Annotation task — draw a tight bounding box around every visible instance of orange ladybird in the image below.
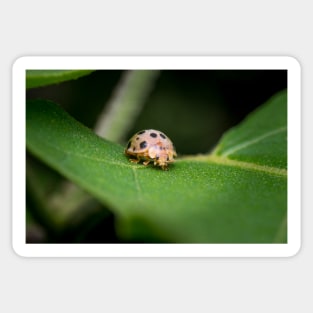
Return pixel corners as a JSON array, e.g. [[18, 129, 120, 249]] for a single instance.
[[125, 129, 177, 170]]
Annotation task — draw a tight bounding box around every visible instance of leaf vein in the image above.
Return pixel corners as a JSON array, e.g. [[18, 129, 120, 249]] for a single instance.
[[132, 168, 142, 200], [178, 155, 287, 177], [221, 126, 287, 156]]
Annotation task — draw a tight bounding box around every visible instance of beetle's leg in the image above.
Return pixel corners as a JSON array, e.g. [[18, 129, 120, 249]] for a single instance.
[[161, 164, 168, 171], [129, 158, 140, 164], [143, 160, 151, 166]]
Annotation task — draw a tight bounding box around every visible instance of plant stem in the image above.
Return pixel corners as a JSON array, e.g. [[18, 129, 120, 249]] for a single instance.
[[94, 70, 160, 142]]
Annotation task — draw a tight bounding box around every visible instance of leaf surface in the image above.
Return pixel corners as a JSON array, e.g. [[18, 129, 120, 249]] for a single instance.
[[26, 70, 94, 89], [26, 90, 287, 243]]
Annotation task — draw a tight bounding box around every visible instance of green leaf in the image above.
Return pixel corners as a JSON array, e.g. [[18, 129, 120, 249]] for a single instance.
[[213, 90, 287, 169], [26, 90, 287, 243], [26, 70, 94, 89]]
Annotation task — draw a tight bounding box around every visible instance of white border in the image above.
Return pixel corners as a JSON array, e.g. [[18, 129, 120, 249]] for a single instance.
[[12, 56, 301, 258]]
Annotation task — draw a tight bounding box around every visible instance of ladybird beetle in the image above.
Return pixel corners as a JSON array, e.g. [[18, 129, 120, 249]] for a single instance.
[[125, 129, 177, 170]]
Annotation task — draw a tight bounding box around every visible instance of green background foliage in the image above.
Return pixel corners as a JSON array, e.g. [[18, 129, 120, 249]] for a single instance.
[[26, 70, 95, 89], [26, 69, 287, 243]]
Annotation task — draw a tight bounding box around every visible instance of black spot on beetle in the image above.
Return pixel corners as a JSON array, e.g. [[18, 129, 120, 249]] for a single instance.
[[138, 130, 146, 135], [127, 141, 131, 149], [167, 156, 169, 161], [140, 141, 147, 149], [136, 137, 140, 140], [159, 133, 166, 139], [133, 147, 136, 151], [150, 132, 157, 138]]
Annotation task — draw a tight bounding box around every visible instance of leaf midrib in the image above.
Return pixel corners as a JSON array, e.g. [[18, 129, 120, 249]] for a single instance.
[[29, 134, 287, 179], [217, 126, 287, 157], [179, 155, 287, 178]]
